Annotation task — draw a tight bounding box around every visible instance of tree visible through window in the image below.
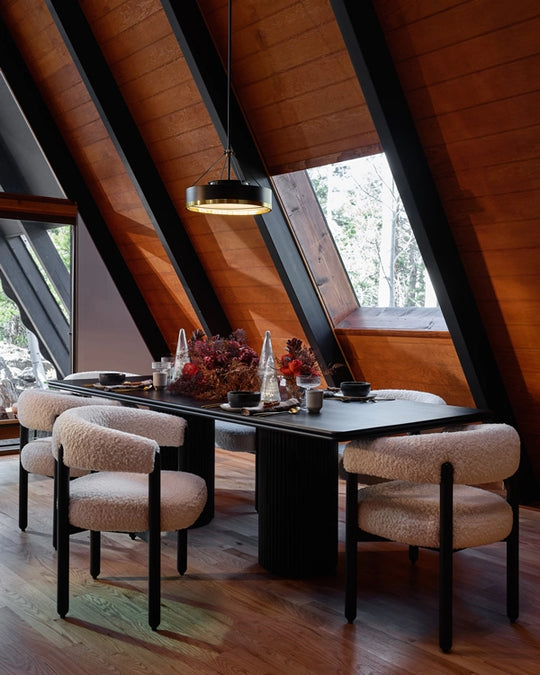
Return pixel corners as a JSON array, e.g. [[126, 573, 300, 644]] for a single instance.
[[307, 153, 437, 309]]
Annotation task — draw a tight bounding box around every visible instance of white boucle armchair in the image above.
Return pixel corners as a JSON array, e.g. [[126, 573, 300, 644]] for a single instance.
[[343, 422, 521, 653], [52, 405, 207, 630], [15, 387, 119, 538]]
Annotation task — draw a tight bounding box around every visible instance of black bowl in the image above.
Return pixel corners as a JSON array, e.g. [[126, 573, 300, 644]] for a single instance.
[[227, 390, 261, 408], [99, 372, 126, 386], [340, 381, 371, 397]]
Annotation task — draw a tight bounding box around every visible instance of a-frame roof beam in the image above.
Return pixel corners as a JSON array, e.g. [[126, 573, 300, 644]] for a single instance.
[[161, 0, 352, 382], [45, 0, 230, 339], [0, 18, 169, 360]]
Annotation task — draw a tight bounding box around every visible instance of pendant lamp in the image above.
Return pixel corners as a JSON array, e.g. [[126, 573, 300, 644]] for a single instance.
[[185, 0, 272, 216]]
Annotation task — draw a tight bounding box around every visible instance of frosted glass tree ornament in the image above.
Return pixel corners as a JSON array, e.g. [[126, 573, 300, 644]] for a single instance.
[[172, 328, 190, 381], [258, 330, 274, 380], [260, 355, 280, 403]]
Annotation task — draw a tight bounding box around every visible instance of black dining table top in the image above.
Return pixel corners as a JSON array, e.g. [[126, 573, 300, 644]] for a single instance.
[[49, 378, 490, 441]]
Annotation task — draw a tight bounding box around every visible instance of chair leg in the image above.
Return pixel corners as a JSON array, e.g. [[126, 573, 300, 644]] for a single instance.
[[177, 529, 187, 575], [345, 472, 359, 623], [18, 425, 29, 532], [148, 461, 161, 630], [56, 454, 70, 619], [408, 545, 419, 564], [90, 531, 101, 579], [506, 475, 519, 622], [18, 460, 28, 532], [439, 462, 454, 653]]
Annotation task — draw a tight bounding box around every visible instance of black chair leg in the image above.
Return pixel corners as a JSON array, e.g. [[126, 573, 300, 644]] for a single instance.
[[90, 531, 101, 579], [506, 476, 519, 622], [408, 545, 419, 564], [18, 460, 28, 532], [177, 529, 187, 575], [345, 472, 358, 623], [148, 526, 160, 630], [439, 462, 454, 653], [56, 455, 70, 619], [148, 462, 161, 630]]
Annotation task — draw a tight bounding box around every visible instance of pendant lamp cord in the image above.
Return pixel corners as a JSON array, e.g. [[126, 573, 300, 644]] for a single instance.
[[225, 0, 232, 181]]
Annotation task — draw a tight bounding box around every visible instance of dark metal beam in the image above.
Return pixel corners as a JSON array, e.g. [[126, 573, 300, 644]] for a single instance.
[[329, 0, 539, 499], [160, 0, 352, 383], [0, 237, 69, 374], [44, 0, 230, 338], [0, 17, 169, 360]]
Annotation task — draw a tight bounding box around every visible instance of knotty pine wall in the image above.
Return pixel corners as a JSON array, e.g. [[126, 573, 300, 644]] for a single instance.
[[375, 0, 540, 480]]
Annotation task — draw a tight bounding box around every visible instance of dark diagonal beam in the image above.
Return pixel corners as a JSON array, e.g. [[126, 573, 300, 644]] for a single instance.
[[0, 237, 69, 374], [45, 0, 230, 338], [160, 0, 351, 382], [0, 17, 169, 360], [329, 0, 538, 499]]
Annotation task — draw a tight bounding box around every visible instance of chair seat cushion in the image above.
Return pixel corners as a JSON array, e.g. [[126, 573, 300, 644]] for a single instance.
[[21, 438, 87, 478], [357, 480, 513, 549], [215, 421, 256, 453], [68, 470, 207, 532]]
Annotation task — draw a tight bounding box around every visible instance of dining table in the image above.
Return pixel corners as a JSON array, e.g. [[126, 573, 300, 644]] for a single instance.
[[48, 378, 490, 578]]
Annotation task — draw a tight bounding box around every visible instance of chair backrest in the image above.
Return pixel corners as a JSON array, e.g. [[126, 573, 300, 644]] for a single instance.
[[343, 423, 520, 485], [52, 405, 187, 473], [16, 388, 117, 432], [371, 389, 446, 405]]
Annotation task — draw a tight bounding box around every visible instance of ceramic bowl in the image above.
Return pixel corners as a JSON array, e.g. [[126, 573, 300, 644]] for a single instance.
[[99, 372, 126, 386], [340, 381, 371, 397], [227, 390, 261, 408]]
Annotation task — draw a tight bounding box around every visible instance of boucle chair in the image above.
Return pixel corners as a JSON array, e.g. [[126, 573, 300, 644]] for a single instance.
[[343, 423, 520, 652], [53, 405, 207, 630], [370, 388, 446, 405], [338, 389, 447, 483], [16, 388, 119, 536]]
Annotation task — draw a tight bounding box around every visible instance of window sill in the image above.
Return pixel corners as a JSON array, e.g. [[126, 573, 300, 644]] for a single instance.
[[335, 307, 448, 334]]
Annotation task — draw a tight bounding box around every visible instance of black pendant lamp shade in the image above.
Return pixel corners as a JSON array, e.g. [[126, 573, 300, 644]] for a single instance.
[[186, 179, 272, 216], [185, 0, 272, 216]]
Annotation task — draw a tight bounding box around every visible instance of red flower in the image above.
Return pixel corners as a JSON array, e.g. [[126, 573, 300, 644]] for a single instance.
[[182, 362, 199, 378]]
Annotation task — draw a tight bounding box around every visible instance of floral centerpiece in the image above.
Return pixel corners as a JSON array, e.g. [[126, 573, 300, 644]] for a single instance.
[[277, 337, 321, 398], [168, 329, 260, 401]]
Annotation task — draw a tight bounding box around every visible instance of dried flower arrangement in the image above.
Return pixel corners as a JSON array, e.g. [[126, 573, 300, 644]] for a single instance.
[[277, 337, 321, 397], [168, 329, 260, 401]]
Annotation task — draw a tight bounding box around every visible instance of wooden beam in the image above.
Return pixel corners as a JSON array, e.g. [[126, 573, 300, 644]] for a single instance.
[[0, 192, 77, 224]]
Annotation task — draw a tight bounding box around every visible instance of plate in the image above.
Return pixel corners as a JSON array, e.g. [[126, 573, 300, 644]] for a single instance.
[[332, 394, 376, 402], [220, 403, 243, 412], [220, 402, 263, 413]]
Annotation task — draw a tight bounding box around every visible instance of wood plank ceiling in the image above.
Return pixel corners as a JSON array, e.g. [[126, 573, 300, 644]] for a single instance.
[[1, 0, 539, 497]]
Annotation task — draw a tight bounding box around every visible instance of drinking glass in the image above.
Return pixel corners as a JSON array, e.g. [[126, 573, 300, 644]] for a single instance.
[[295, 374, 321, 409]]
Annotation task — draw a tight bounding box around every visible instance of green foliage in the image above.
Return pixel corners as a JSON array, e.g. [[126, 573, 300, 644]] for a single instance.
[[308, 154, 433, 308], [0, 291, 27, 346], [0, 225, 71, 347]]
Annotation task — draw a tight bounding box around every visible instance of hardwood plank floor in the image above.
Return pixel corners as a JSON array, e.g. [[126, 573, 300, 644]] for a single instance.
[[0, 449, 539, 674]]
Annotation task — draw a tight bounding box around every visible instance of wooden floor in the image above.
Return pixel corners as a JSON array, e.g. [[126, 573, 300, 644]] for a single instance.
[[0, 449, 539, 674]]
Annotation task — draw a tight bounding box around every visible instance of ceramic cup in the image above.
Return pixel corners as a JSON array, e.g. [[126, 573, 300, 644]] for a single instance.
[[306, 388, 323, 413]]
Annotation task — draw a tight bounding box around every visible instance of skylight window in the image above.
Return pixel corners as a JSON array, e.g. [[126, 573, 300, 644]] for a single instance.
[[307, 153, 437, 309]]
